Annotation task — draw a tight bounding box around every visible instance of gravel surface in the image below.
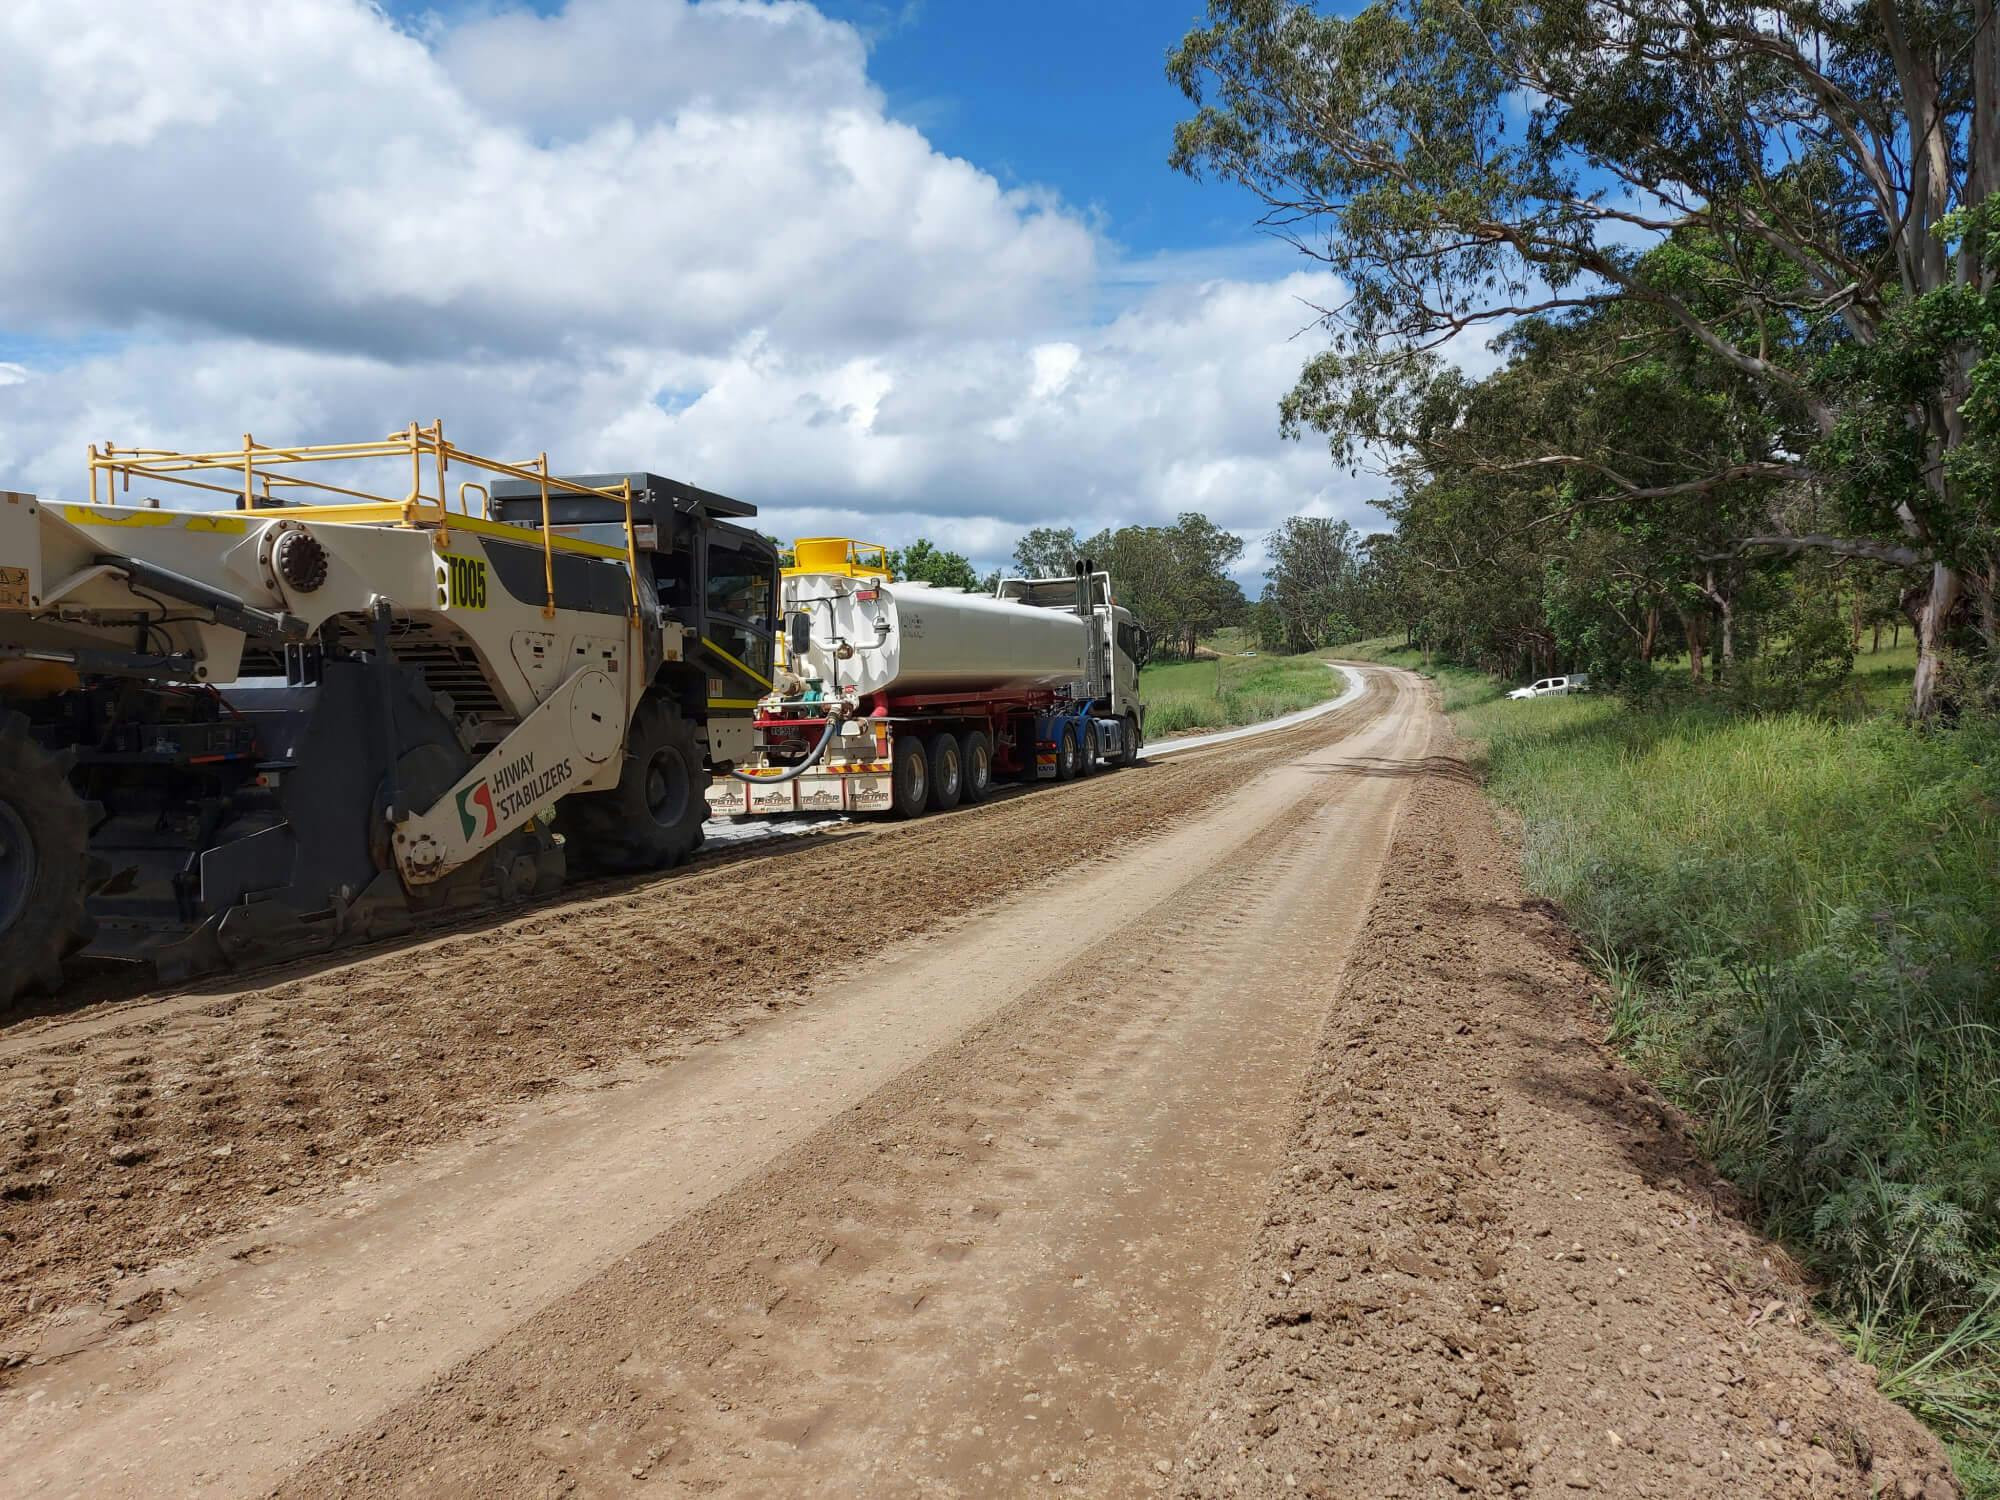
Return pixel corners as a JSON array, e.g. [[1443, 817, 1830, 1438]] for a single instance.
[[0, 669, 1952, 1499], [1172, 710, 1956, 1500], [0, 681, 1388, 1363]]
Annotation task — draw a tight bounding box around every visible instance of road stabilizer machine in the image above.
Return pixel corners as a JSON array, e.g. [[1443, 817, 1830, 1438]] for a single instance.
[[0, 423, 779, 1006]]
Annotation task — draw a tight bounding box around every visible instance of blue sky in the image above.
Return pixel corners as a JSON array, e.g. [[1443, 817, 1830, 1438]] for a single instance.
[[821, 2, 1254, 255], [393, 0, 1277, 268], [0, 0, 1378, 581]]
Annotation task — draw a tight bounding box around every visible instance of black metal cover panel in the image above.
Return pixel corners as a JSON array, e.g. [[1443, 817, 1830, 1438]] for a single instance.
[[487, 472, 757, 532]]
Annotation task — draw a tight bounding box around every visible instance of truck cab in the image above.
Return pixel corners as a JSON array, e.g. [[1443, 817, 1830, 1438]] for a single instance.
[[993, 568, 1147, 747]]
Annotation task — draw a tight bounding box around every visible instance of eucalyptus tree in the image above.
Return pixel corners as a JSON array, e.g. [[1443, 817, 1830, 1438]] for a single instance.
[[1171, 0, 1999, 716], [889, 538, 982, 591], [1010, 525, 1083, 578]]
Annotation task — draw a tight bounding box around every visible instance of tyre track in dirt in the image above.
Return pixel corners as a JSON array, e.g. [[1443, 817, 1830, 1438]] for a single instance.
[[255, 673, 1430, 1499], [1170, 688, 1957, 1500], [0, 677, 1388, 1366], [0, 673, 1427, 1497]]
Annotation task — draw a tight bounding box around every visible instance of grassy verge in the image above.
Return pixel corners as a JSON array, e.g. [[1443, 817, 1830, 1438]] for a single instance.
[[1140, 651, 1340, 736], [1340, 636, 2000, 1490]]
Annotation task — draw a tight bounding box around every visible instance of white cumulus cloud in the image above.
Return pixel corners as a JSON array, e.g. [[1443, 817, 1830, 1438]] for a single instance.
[[0, 0, 1389, 579]]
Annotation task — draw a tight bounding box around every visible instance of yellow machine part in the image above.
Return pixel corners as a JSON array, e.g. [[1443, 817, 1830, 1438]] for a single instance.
[[777, 539, 893, 672], [784, 538, 890, 581]]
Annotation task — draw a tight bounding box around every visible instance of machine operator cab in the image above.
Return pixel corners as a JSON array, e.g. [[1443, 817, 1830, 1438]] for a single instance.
[[487, 472, 779, 714]]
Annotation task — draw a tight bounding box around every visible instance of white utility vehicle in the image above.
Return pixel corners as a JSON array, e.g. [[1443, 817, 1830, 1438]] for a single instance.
[[1507, 674, 1589, 700]]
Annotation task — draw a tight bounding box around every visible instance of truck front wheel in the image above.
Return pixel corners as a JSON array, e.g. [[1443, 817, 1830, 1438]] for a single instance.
[[890, 736, 929, 819], [558, 695, 705, 872]]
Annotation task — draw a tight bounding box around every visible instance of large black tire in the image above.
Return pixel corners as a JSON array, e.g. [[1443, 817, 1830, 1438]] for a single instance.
[[1054, 723, 1079, 782], [961, 730, 993, 804], [889, 736, 929, 819], [926, 731, 963, 812], [1075, 719, 1098, 778], [558, 695, 706, 872], [1118, 713, 1141, 768], [0, 712, 93, 1006]]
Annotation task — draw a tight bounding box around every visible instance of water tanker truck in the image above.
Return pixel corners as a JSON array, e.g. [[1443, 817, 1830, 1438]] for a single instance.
[[0, 424, 779, 1006], [708, 540, 1148, 819]]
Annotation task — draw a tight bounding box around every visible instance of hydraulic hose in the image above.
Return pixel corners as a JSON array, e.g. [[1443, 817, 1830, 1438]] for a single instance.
[[725, 711, 842, 785]]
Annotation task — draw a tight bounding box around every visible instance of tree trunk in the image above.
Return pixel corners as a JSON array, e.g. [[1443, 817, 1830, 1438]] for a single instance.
[[1702, 567, 1735, 682], [1871, 622, 1882, 654], [1640, 605, 1659, 664], [1909, 561, 1963, 720], [1681, 611, 1706, 684]]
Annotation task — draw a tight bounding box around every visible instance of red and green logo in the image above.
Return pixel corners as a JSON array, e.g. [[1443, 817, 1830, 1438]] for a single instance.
[[456, 781, 497, 841]]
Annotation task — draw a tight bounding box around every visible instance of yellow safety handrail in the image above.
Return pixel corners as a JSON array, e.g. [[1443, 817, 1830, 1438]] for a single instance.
[[86, 420, 642, 622], [786, 537, 891, 580]]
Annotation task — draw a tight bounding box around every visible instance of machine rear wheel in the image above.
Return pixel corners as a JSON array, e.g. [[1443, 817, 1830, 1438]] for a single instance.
[[0, 712, 93, 1007], [1075, 720, 1098, 777], [890, 737, 929, 818], [961, 731, 993, 804], [926, 732, 963, 812], [1054, 723, 1079, 782], [558, 695, 705, 872]]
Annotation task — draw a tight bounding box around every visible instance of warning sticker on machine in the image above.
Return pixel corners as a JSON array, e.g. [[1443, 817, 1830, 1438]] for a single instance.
[[0, 566, 28, 609]]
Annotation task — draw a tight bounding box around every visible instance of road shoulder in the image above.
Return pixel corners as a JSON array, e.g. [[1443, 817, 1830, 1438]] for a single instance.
[[1173, 675, 1956, 1499]]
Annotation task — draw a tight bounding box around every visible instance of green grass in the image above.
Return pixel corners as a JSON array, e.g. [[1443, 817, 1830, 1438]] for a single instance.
[[1140, 650, 1340, 735], [1358, 635, 2000, 1487]]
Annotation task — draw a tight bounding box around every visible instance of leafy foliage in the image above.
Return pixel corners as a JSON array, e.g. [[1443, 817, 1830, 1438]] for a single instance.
[[1080, 513, 1248, 659], [1171, 0, 2000, 717], [1010, 526, 1083, 579], [888, 537, 982, 591]]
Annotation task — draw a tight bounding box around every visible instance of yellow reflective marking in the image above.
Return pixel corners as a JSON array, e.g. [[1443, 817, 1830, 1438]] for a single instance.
[[706, 697, 760, 709], [57, 504, 250, 535], [447, 513, 629, 560]]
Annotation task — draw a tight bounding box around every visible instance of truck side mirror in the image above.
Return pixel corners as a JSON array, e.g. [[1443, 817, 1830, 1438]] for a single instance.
[[785, 612, 812, 660]]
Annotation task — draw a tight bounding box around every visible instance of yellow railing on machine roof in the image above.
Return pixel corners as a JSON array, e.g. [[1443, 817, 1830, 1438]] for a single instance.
[[86, 421, 639, 621], [785, 537, 890, 580]]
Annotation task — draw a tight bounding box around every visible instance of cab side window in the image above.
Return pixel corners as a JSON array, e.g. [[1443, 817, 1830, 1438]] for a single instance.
[[706, 538, 776, 679]]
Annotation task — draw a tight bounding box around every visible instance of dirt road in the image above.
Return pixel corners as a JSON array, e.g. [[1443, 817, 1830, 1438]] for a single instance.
[[0, 668, 1954, 1497]]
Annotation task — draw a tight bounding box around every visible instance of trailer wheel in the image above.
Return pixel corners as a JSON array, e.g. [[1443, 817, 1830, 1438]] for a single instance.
[[926, 732, 963, 812], [1118, 714, 1141, 768], [961, 731, 993, 804], [1054, 723, 1079, 782], [889, 736, 929, 819], [0, 712, 93, 1007], [558, 695, 705, 871]]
